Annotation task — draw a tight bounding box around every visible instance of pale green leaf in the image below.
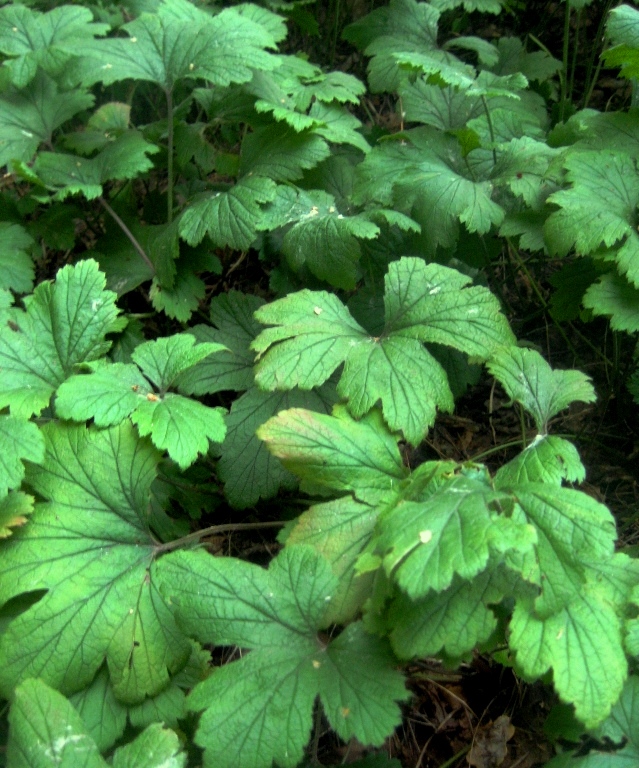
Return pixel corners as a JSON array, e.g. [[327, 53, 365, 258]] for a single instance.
[[0, 414, 45, 497], [0, 491, 34, 539], [0, 259, 123, 417], [431, 0, 504, 12], [219, 386, 336, 508], [253, 288, 368, 389], [512, 485, 617, 616], [0, 222, 34, 293], [287, 496, 378, 624], [55, 363, 152, 426], [258, 406, 406, 505], [495, 435, 585, 486], [604, 5, 639, 79], [132, 394, 226, 470], [371, 471, 529, 599], [179, 176, 278, 248], [583, 271, 639, 333], [545, 151, 639, 288], [111, 723, 186, 768], [7, 678, 107, 768], [253, 258, 513, 444], [0, 71, 94, 167], [355, 129, 505, 253], [487, 346, 596, 433], [0, 422, 191, 703], [510, 590, 627, 728]]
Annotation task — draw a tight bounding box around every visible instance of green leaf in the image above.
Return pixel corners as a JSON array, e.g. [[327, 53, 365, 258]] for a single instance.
[[149, 257, 207, 323], [279, 189, 379, 289], [65, 102, 133, 156], [240, 125, 331, 181], [510, 590, 626, 728], [0, 222, 34, 293], [0, 422, 191, 703], [369, 470, 533, 599], [355, 129, 505, 253], [7, 678, 107, 768], [388, 567, 513, 659], [253, 257, 514, 444], [258, 406, 407, 504], [0, 71, 94, 167], [583, 271, 639, 333], [57, 336, 228, 464], [495, 435, 585, 486], [310, 102, 370, 154], [156, 545, 407, 768], [511, 485, 617, 616], [487, 346, 596, 433], [7, 678, 187, 768], [431, 0, 504, 12], [0, 259, 123, 418], [179, 176, 278, 248], [603, 5, 639, 80], [55, 362, 152, 426], [545, 151, 639, 288], [132, 394, 226, 470], [0, 4, 110, 88], [178, 291, 264, 396], [132, 333, 226, 391], [33, 132, 159, 201], [545, 675, 639, 767], [220, 386, 336, 508], [0, 491, 34, 539], [79, 2, 278, 90], [70, 668, 127, 752], [111, 723, 186, 768], [492, 36, 561, 82], [287, 496, 379, 624], [0, 415, 44, 497]]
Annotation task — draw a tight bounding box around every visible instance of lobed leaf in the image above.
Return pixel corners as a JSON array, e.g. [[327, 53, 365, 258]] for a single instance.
[[487, 346, 595, 433], [0, 259, 123, 417], [0, 422, 191, 703]]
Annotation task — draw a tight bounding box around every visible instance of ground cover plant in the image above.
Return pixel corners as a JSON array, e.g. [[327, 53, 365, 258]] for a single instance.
[[1, 0, 639, 765]]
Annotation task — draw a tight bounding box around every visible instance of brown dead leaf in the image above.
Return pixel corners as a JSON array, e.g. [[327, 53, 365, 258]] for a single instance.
[[467, 715, 515, 768]]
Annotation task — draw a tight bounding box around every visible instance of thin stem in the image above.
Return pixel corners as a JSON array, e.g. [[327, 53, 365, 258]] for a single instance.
[[505, 238, 581, 363], [568, 9, 581, 105], [481, 95, 497, 167], [582, 0, 614, 108], [99, 196, 155, 275], [560, 1, 571, 122], [166, 87, 174, 224], [154, 520, 286, 555]]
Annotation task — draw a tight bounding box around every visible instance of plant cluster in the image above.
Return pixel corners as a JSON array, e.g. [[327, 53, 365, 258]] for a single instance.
[[1, 0, 639, 765]]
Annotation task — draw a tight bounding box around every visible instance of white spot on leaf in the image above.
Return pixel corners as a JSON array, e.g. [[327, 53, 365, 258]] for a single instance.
[[313, 306, 323, 315], [419, 530, 433, 544], [428, 286, 441, 295], [312, 660, 321, 668]]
